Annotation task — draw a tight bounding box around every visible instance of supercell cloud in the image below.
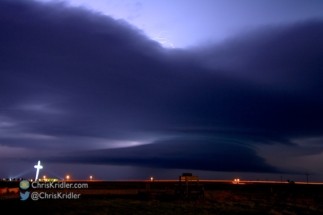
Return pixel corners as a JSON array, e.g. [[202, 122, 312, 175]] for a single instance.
[[1, 0, 323, 177]]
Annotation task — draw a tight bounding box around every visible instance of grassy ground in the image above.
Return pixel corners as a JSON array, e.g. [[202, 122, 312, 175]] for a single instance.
[[1, 182, 322, 214]]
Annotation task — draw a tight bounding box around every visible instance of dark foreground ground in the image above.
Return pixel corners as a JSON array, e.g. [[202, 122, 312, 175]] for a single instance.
[[1, 181, 322, 214]]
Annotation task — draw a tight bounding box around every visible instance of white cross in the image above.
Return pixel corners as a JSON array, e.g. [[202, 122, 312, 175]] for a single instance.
[[34, 160, 43, 181]]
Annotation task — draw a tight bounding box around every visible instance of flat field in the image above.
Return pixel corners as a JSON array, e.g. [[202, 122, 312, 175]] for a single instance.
[[0, 181, 322, 214]]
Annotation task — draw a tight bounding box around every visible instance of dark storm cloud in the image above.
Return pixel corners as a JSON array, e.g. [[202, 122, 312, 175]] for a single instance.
[[1, 0, 323, 173], [49, 138, 278, 173]]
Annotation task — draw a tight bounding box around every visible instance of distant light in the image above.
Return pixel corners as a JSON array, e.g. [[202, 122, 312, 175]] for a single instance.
[[66, 175, 70, 180], [43, 175, 46, 179], [90, 175, 93, 180], [150, 177, 153, 182]]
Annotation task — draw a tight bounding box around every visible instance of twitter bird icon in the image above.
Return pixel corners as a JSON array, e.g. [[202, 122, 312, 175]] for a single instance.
[[20, 191, 30, 201]]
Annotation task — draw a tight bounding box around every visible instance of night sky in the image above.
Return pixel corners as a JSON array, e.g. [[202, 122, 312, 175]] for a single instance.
[[1, 0, 323, 181]]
